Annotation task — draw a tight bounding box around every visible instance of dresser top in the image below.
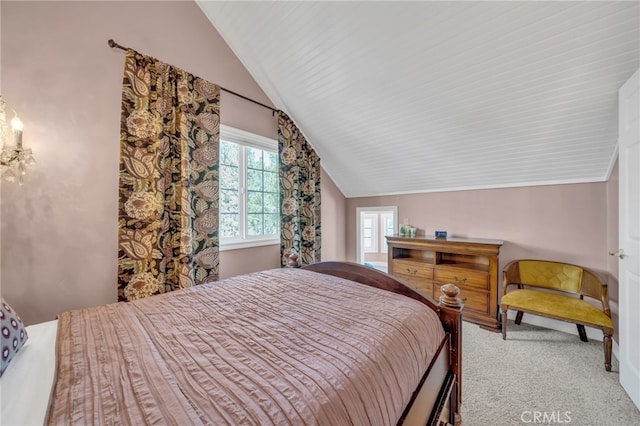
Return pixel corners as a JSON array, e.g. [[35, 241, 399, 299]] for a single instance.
[[387, 235, 504, 246]]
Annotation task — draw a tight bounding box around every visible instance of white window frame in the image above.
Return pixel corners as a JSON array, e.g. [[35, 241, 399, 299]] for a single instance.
[[219, 125, 280, 251], [380, 213, 394, 253], [362, 214, 378, 253]]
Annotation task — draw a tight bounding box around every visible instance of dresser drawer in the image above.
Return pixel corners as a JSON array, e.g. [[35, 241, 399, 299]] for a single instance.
[[458, 288, 490, 315], [393, 260, 434, 279], [412, 280, 435, 298], [435, 267, 489, 290], [393, 272, 435, 297]]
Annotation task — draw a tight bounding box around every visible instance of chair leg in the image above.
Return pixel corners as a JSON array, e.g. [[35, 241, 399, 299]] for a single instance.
[[603, 334, 612, 372], [515, 311, 524, 325], [501, 310, 508, 340], [577, 324, 588, 342]]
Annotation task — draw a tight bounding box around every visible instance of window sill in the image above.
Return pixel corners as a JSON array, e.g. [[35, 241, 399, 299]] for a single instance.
[[219, 238, 280, 252]]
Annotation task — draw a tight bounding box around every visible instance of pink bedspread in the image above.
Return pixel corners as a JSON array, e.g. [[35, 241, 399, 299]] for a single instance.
[[46, 268, 445, 425]]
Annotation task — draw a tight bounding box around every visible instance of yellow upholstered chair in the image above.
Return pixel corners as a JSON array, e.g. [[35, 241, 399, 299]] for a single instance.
[[501, 260, 614, 371]]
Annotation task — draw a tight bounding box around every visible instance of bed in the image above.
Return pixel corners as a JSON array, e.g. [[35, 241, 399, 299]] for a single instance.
[[1, 262, 462, 425]]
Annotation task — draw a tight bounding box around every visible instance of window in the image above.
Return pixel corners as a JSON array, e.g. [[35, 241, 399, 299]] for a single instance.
[[380, 213, 394, 253], [219, 125, 279, 250], [362, 214, 378, 253]]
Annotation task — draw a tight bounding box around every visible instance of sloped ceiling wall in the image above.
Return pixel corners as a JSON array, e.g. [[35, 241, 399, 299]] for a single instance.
[[199, 1, 639, 197]]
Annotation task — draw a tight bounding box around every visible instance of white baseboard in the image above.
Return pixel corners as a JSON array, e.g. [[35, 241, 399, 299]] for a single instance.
[[506, 311, 605, 342]]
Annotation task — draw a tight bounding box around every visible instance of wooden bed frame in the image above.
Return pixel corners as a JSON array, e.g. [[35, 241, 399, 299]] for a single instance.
[[303, 261, 463, 426]]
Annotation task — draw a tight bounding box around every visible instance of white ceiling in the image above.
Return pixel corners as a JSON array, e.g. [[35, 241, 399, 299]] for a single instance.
[[198, 1, 639, 198]]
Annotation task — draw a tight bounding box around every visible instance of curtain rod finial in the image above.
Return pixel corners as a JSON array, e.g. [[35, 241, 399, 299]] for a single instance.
[[108, 39, 129, 52]]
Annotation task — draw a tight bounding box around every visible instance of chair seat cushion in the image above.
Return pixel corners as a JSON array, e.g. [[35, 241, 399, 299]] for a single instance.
[[501, 289, 613, 329]]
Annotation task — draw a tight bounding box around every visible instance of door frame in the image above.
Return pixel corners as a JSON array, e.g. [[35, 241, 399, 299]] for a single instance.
[[355, 206, 398, 265]]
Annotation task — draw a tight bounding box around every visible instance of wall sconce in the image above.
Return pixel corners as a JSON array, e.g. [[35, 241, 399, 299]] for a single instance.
[[0, 96, 35, 185]]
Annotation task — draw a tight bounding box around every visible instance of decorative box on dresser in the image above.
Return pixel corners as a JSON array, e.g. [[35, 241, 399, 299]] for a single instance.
[[386, 235, 504, 330]]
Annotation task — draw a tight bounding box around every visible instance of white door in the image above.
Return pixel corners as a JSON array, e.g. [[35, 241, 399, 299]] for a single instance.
[[617, 69, 640, 410]]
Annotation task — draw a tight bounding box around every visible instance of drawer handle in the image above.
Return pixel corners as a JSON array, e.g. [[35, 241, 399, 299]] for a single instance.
[[452, 276, 467, 283]]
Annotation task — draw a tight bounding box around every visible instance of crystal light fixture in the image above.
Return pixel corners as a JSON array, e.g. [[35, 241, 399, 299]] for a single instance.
[[0, 96, 35, 185]]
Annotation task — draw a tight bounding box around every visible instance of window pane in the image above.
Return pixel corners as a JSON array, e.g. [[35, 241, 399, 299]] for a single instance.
[[220, 214, 239, 238], [248, 214, 263, 236], [220, 165, 239, 189], [247, 191, 263, 214], [264, 151, 277, 172], [264, 192, 278, 213], [264, 171, 278, 192], [264, 214, 278, 235], [247, 147, 263, 170], [247, 169, 263, 191], [220, 141, 239, 166], [220, 189, 239, 214]]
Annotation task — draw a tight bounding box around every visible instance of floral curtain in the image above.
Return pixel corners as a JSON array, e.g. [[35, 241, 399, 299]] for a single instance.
[[118, 50, 220, 302], [277, 111, 321, 266]]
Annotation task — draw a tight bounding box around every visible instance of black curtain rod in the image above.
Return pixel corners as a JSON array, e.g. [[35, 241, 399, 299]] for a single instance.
[[108, 39, 277, 114]]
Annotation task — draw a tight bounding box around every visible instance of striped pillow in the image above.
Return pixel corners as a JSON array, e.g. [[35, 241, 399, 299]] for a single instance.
[[0, 298, 28, 377]]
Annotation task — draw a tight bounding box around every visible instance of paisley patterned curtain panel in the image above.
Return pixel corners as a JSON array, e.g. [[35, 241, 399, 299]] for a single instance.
[[117, 50, 220, 302], [277, 111, 321, 266]]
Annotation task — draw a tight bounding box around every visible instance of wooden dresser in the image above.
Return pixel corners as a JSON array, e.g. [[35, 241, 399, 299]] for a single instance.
[[386, 235, 503, 330]]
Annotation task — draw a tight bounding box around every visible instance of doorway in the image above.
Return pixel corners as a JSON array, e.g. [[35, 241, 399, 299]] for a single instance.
[[356, 206, 398, 273]]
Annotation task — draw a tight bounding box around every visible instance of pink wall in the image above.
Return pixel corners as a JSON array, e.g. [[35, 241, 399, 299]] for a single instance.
[[348, 183, 610, 269], [321, 168, 347, 261], [346, 182, 613, 298], [0, 0, 343, 325]]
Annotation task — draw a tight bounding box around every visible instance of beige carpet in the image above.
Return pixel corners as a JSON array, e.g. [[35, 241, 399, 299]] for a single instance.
[[461, 320, 640, 426]]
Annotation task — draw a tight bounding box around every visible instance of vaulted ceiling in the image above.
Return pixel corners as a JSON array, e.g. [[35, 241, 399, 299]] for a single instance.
[[198, 1, 639, 197]]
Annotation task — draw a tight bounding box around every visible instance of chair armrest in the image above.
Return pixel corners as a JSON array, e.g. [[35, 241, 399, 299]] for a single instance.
[[580, 268, 611, 317], [502, 260, 521, 296]]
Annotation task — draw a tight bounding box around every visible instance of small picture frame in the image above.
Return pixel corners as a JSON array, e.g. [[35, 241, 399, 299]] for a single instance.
[[435, 231, 447, 239], [400, 225, 417, 237]]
